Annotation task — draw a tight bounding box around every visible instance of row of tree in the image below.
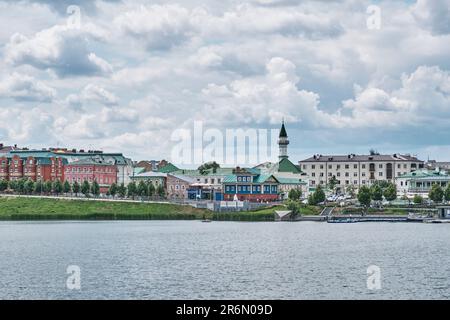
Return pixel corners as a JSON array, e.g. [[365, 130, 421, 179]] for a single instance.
[[0, 178, 166, 199]]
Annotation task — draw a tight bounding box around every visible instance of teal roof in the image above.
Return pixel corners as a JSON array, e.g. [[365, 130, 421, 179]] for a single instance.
[[172, 167, 235, 176], [275, 177, 307, 185], [158, 163, 179, 173], [223, 174, 279, 184], [278, 158, 301, 173], [133, 167, 146, 175], [399, 169, 449, 180]]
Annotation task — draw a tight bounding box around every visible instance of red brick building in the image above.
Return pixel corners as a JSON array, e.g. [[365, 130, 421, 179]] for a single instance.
[[0, 153, 66, 182], [65, 159, 117, 192]]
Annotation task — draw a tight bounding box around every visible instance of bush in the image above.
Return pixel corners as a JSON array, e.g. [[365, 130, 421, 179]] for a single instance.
[[413, 195, 423, 204]]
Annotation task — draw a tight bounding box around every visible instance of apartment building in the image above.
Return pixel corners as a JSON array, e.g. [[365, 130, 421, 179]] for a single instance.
[[299, 153, 424, 192]]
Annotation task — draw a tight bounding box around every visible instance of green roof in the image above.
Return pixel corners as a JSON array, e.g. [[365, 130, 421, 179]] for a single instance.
[[133, 167, 146, 175], [158, 163, 179, 173], [222, 174, 279, 184], [278, 158, 301, 173], [275, 176, 307, 185], [399, 169, 449, 179]]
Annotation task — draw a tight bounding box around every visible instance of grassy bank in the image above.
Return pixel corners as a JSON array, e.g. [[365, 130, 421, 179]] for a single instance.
[[0, 197, 211, 220], [0, 197, 289, 221]]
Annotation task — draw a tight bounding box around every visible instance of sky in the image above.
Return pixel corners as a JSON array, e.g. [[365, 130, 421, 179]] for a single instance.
[[0, 0, 449, 165]]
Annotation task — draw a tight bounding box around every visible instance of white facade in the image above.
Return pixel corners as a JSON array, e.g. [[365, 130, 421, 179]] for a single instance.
[[299, 154, 423, 192]]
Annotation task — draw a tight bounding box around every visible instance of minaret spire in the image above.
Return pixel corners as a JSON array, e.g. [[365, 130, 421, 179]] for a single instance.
[[278, 120, 289, 160]]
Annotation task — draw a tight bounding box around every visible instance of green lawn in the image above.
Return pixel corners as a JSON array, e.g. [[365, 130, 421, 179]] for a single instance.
[[0, 197, 210, 220]]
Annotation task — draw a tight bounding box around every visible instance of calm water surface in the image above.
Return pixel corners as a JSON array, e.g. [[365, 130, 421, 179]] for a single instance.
[[0, 221, 449, 299]]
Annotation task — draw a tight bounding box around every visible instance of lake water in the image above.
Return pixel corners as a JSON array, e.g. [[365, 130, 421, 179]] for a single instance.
[[0, 220, 449, 300]]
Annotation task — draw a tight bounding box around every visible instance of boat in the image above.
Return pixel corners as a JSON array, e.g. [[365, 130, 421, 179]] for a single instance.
[[327, 218, 358, 223], [202, 219, 212, 223]]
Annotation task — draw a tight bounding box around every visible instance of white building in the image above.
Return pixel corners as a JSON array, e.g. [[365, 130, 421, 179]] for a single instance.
[[299, 153, 424, 193], [396, 169, 450, 197]]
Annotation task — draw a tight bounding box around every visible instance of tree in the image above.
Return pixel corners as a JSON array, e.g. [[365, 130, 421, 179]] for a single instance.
[[91, 180, 100, 197], [8, 180, 18, 193], [444, 184, 450, 202], [53, 180, 63, 195], [72, 181, 80, 196], [286, 200, 301, 220], [81, 180, 90, 197], [0, 179, 8, 192], [34, 180, 43, 194], [370, 184, 383, 202], [148, 182, 155, 198], [314, 185, 326, 203], [346, 185, 356, 198], [308, 185, 325, 205], [288, 189, 302, 201], [413, 194, 423, 204], [24, 179, 35, 194], [429, 183, 444, 203], [137, 180, 148, 197], [44, 180, 53, 194], [358, 186, 372, 214], [109, 183, 118, 198], [127, 181, 137, 199], [328, 176, 338, 192], [118, 183, 127, 198], [383, 183, 397, 202], [198, 161, 220, 175], [157, 184, 165, 198], [17, 178, 26, 194], [63, 180, 71, 194]]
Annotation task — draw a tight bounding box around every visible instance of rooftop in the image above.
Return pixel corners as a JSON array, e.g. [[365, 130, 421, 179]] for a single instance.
[[300, 154, 423, 163]]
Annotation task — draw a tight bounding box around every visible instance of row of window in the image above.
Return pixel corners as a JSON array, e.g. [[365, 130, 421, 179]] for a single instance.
[[310, 180, 385, 186], [225, 185, 277, 192], [304, 163, 414, 170], [66, 167, 115, 173], [195, 178, 222, 184], [311, 171, 409, 178]]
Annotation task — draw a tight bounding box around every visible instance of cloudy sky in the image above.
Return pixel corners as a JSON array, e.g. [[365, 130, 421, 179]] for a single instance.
[[0, 0, 449, 165]]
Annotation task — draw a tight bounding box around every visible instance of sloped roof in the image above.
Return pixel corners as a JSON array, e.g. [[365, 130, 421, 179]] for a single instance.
[[301, 154, 423, 163], [278, 158, 302, 173], [158, 162, 179, 173]]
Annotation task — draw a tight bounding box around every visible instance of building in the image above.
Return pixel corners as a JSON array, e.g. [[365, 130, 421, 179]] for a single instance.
[[65, 158, 117, 193], [0, 143, 19, 154], [130, 171, 166, 188], [166, 174, 194, 199], [222, 167, 279, 202], [299, 153, 424, 193], [253, 122, 308, 199], [135, 159, 169, 172], [0, 151, 67, 182], [426, 160, 450, 172], [395, 169, 450, 197]]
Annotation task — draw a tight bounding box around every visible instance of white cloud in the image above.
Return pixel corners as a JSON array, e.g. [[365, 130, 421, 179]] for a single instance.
[[5, 24, 112, 77], [0, 73, 56, 102], [412, 0, 450, 35]]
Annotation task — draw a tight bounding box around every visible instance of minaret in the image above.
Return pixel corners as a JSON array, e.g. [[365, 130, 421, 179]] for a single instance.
[[278, 120, 289, 160]]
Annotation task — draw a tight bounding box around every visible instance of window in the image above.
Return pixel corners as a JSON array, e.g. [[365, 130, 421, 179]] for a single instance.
[[303, 165, 307, 170], [336, 165, 341, 169], [320, 172, 324, 177], [337, 172, 341, 177], [354, 164, 357, 169], [345, 164, 349, 169], [379, 172, 383, 176], [362, 164, 366, 169], [312, 165, 316, 169], [379, 164, 383, 169], [328, 165, 332, 169], [312, 172, 316, 177], [345, 172, 349, 177], [320, 165, 324, 169], [362, 172, 366, 177], [354, 172, 358, 177]]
